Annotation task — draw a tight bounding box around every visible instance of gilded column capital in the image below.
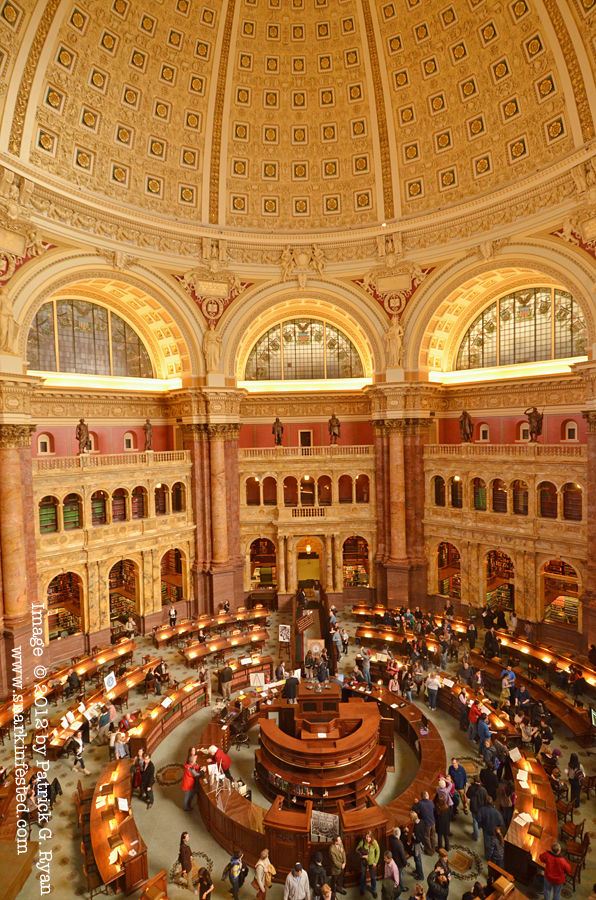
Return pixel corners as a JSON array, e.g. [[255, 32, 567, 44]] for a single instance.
[[206, 423, 241, 440], [0, 424, 36, 448], [582, 410, 596, 434], [180, 423, 209, 441]]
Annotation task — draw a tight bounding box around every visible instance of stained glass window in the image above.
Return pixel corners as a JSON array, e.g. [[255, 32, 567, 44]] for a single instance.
[[456, 287, 587, 370], [27, 300, 154, 378], [245, 318, 363, 381]]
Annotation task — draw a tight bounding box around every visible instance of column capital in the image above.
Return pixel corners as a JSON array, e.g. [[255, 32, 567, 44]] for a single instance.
[[371, 417, 434, 436], [582, 410, 596, 434], [206, 423, 242, 440], [181, 423, 209, 441], [0, 423, 36, 448]]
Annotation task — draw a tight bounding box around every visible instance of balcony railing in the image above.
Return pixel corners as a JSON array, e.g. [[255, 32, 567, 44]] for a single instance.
[[239, 445, 373, 459], [33, 450, 190, 473], [424, 444, 586, 459], [291, 507, 327, 517]]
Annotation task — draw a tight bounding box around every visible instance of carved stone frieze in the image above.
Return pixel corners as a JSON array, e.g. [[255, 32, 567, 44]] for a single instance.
[[355, 262, 433, 316], [240, 392, 371, 420]]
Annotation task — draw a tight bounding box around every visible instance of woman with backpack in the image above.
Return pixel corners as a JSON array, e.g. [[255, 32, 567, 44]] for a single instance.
[[565, 752, 585, 809]]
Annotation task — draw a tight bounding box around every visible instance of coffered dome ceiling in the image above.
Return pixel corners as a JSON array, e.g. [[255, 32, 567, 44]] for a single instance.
[[1, 0, 595, 235]]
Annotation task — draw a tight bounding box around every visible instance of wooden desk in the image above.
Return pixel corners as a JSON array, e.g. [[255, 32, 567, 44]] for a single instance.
[[216, 655, 273, 694], [0, 638, 137, 728], [181, 628, 269, 668], [469, 649, 593, 746], [127, 679, 207, 757], [90, 760, 148, 894], [46, 657, 159, 759], [437, 675, 519, 741], [153, 610, 269, 650], [504, 750, 558, 884]]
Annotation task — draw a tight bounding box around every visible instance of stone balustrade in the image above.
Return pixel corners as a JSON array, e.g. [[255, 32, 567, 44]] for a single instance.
[[425, 443, 586, 459], [32, 449, 190, 473], [239, 444, 373, 459]]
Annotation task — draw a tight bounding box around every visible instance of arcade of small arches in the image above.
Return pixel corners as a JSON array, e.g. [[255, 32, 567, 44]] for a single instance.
[[243, 473, 371, 507], [246, 534, 372, 592], [38, 482, 187, 532], [430, 475, 583, 521]]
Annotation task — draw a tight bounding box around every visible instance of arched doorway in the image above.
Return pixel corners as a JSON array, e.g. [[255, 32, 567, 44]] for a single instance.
[[109, 559, 139, 625], [296, 536, 322, 586], [250, 538, 277, 588], [485, 550, 514, 612], [343, 536, 369, 587], [161, 549, 186, 605], [437, 542, 461, 599], [47, 572, 83, 640], [542, 560, 579, 628]]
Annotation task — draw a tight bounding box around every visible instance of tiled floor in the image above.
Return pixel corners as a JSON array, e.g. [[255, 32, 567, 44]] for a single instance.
[[9, 609, 596, 899]]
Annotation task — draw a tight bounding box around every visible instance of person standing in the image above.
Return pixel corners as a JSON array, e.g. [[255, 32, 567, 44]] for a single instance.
[[388, 827, 407, 893], [426, 672, 441, 711], [434, 796, 451, 852], [487, 827, 504, 865], [199, 663, 212, 702], [357, 831, 380, 898], [178, 831, 198, 893], [341, 629, 349, 655], [308, 852, 328, 900], [467, 776, 488, 842], [361, 648, 372, 684], [182, 753, 200, 811], [221, 662, 234, 701], [255, 849, 275, 900], [205, 744, 233, 781], [565, 753, 585, 809], [467, 700, 481, 743], [427, 865, 449, 900], [448, 757, 468, 813], [229, 850, 248, 900], [198, 867, 213, 900], [332, 628, 343, 663], [96, 705, 110, 744], [72, 733, 90, 775], [141, 753, 155, 808], [408, 811, 425, 880], [414, 792, 436, 856], [539, 843, 571, 900], [476, 797, 504, 859], [329, 835, 347, 895], [169, 605, 177, 627], [467, 621, 477, 650], [381, 851, 400, 900], [284, 863, 311, 900]]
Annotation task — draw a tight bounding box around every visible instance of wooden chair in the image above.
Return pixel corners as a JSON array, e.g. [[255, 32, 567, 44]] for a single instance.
[[144, 678, 156, 698], [556, 798, 575, 822], [77, 779, 94, 805], [142, 655, 152, 666], [141, 869, 168, 900], [564, 859, 582, 890], [0, 724, 8, 746], [49, 683, 64, 706], [561, 817, 585, 843], [565, 832, 590, 871], [82, 858, 108, 899], [551, 779, 569, 802], [582, 773, 596, 800], [112, 691, 128, 712], [90, 646, 100, 655]]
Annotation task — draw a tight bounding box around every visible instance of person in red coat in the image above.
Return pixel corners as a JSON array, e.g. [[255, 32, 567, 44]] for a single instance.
[[206, 744, 233, 781], [182, 753, 201, 811], [539, 842, 570, 900]]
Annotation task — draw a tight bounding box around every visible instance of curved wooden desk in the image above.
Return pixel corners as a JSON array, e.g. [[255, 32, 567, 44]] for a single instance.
[[198, 683, 446, 879]]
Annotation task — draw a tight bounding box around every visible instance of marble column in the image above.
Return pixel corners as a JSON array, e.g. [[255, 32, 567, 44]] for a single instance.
[[277, 536, 286, 594], [243, 547, 251, 592], [581, 410, 596, 649], [288, 538, 297, 594], [208, 425, 229, 565], [387, 422, 407, 564], [333, 533, 343, 592], [182, 424, 210, 614], [325, 533, 333, 592], [403, 420, 433, 603], [0, 431, 30, 620]]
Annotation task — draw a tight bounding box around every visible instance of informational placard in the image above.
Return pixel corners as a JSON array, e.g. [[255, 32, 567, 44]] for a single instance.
[[310, 810, 339, 841], [279, 624, 291, 643], [297, 612, 314, 633], [104, 671, 117, 692]]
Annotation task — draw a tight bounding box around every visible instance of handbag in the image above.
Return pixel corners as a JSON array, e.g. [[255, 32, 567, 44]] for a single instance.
[[251, 878, 260, 891]]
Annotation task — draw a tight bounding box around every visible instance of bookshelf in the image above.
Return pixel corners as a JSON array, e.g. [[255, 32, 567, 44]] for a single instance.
[[437, 543, 460, 598], [543, 561, 579, 626], [39, 498, 57, 533], [109, 560, 137, 620], [161, 549, 184, 605]]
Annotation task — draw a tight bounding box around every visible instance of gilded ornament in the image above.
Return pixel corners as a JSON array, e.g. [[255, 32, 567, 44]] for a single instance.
[[184, 150, 196, 165], [187, 113, 199, 128], [180, 188, 193, 202], [511, 140, 526, 158], [494, 61, 508, 79], [294, 59, 305, 71], [132, 51, 144, 67], [155, 103, 168, 117], [318, 24, 329, 36], [401, 108, 414, 123], [71, 11, 84, 28], [233, 197, 245, 210], [151, 141, 164, 156], [409, 181, 421, 196], [114, 0, 126, 13], [268, 25, 279, 38], [91, 71, 105, 88], [124, 89, 137, 104], [321, 91, 332, 104], [191, 77, 203, 92], [395, 71, 407, 86], [112, 167, 126, 182], [47, 90, 61, 108], [233, 160, 245, 174], [264, 199, 276, 213], [295, 200, 307, 213], [264, 164, 276, 177], [240, 54, 251, 68], [405, 145, 418, 159], [539, 78, 554, 96], [2, 3, 17, 24], [83, 111, 96, 127], [442, 8, 455, 24], [101, 33, 115, 50], [59, 49, 72, 66], [425, 59, 437, 74], [293, 26, 304, 39], [243, 22, 253, 35], [441, 171, 455, 186], [390, 37, 401, 51], [483, 24, 495, 41], [147, 179, 160, 194], [347, 52, 357, 65], [177, 0, 188, 10], [264, 128, 276, 141], [39, 133, 53, 150], [325, 162, 336, 175], [343, 17, 354, 30], [470, 118, 483, 134], [294, 93, 305, 106], [294, 128, 306, 141], [323, 126, 335, 139], [504, 100, 518, 118], [265, 92, 276, 105], [196, 42, 208, 57], [169, 31, 181, 45], [416, 25, 428, 40], [476, 157, 489, 173], [437, 133, 450, 148], [295, 165, 306, 177], [117, 127, 130, 143], [267, 58, 277, 71], [235, 124, 247, 138], [462, 79, 476, 95], [326, 197, 338, 210], [548, 120, 563, 139], [432, 95, 444, 110], [350, 85, 361, 99], [527, 37, 542, 56], [141, 16, 153, 31], [355, 157, 367, 170], [513, 0, 527, 16], [453, 43, 466, 59], [76, 151, 90, 168], [161, 67, 174, 82], [357, 193, 369, 207], [203, 9, 214, 23]]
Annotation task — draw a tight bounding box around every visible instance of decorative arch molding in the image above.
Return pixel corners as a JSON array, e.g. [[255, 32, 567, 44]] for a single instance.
[[407, 242, 596, 373], [41, 566, 86, 599], [223, 281, 386, 381], [10, 253, 205, 378]]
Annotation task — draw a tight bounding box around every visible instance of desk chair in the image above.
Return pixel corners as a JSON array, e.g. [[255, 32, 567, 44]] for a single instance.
[[112, 691, 128, 712], [77, 779, 94, 805], [565, 832, 590, 871], [563, 859, 582, 890], [82, 856, 109, 899], [556, 798, 575, 822], [231, 719, 250, 751], [582, 773, 596, 800], [562, 817, 585, 843], [144, 678, 157, 698], [50, 683, 64, 706], [142, 655, 152, 666]]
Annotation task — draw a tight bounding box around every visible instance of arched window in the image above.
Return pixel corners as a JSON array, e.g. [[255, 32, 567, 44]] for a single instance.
[[246, 477, 260, 506], [27, 299, 154, 378], [317, 475, 332, 506], [512, 480, 528, 516], [63, 493, 82, 529], [492, 479, 507, 513], [338, 474, 353, 503], [262, 476, 277, 505], [124, 431, 137, 451], [91, 490, 108, 525], [517, 421, 530, 442], [562, 483, 582, 521], [343, 536, 369, 586], [437, 542, 461, 598], [131, 486, 147, 519], [543, 559, 579, 627], [472, 478, 487, 511], [457, 288, 587, 370], [172, 482, 185, 512], [111, 488, 127, 522], [449, 476, 463, 508], [300, 475, 315, 506], [433, 475, 446, 507], [155, 484, 169, 515], [355, 474, 370, 503], [244, 318, 364, 381], [37, 433, 54, 454], [39, 496, 58, 533], [478, 424, 490, 442], [538, 481, 557, 518], [283, 476, 298, 507], [562, 420, 578, 441]]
